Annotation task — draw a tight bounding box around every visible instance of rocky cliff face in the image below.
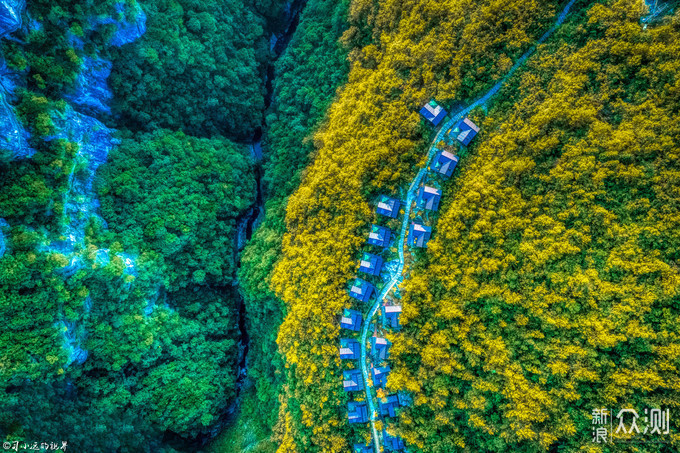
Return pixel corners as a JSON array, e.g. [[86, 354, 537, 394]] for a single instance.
[[0, 0, 23, 37], [0, 0, 148, 367], [51, 2, 147, 367], [0, 0, 34, 161]]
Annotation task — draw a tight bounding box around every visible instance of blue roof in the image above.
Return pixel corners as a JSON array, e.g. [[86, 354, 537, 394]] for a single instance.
[[350, 278, 375, 303], [368, 224, 391, 248], [372, 365, 390, 388], [370, 336, 391, 361], [353, 445, 373, 453], [348, 402, 369, 424], [359, 252, 383, 276], [343, 369, 364, 392], [379, 394, 400, 418], [417, 186, 442, 211], [339, 338, 361, 360], [383, 430, 405, 451], [376, 196, 400, 218], [382, 305, 401, 330], [408, 222, 432, 248], [340, 309, 362, 332], [419, 100, 447, 126], [432, 150, 458, 178], [450, 117, 480, 146]]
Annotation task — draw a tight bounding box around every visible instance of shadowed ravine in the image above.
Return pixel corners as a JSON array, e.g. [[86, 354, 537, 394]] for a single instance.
[[215, 0, 309, 445]]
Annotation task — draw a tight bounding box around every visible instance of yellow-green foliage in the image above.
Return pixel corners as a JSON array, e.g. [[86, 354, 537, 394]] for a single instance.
[[388, 2, 680, 451], [269, 0, 563, 451]]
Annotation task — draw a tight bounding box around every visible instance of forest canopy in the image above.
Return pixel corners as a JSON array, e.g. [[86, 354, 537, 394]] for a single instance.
[[1, 0, 264, 450], [109, 0, 282, 140], [3, 0, 680, 452], [97, 130, 255, 291]]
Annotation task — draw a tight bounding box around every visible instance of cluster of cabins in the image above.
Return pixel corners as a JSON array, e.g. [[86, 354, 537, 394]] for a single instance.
[[339, 100, 480, 452], [340, 192, 407, 452]]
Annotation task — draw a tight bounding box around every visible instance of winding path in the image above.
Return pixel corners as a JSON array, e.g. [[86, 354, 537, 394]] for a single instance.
[[357, 1, 578, 451]]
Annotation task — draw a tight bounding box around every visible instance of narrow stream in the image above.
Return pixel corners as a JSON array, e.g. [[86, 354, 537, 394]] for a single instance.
[[203, 0, 309, 446]]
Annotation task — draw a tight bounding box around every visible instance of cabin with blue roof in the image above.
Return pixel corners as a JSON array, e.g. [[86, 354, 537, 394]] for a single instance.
[[340, 308, 362, 332], [419, 100, 447, 126], [408, 222, 432, 248], [353, 445, 372, 453], [376, 195, 400, 218], [383, 430, 405, 451], [343, 369, 363, 392], [350, 278, 375, 303], [371, 336, 391, 361], [368, 224, 391, 248], [339, 338, 361, 360], [432, 150, 458, 178], [451, 117, 480, 146], [348, 402, 369, 424], [359, 252, 383, 276], [382, 305, 402, 330], [372, 365, 390, 388], [379, 394, 400, 418], [417, 186, 442, 211]]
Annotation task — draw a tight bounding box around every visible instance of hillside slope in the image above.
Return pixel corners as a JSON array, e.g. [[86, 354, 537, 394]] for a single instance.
[[268, 0, 567, 451], [390, 1, 680, 451]]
